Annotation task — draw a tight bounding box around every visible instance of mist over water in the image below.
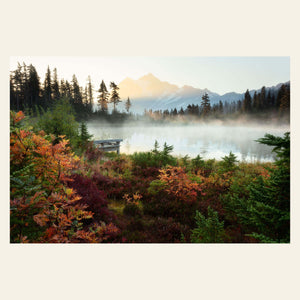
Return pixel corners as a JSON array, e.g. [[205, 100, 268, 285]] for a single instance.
[[87, 121, 290, 162]]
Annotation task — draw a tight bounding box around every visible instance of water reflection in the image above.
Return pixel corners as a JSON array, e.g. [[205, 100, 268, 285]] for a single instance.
[[87, 123, 289, 162]]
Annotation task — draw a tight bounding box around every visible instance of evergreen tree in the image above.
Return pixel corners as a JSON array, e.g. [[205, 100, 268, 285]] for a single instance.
[[276, 84, 286, 109], [97, 80, 109, 113], [186, 104, 193, 115], [87, 75, 94, 113], [12, 63, 23, 111], [83, 86, 88, 106], [218, 100, 223, 114], [266, 90, 273, 109], [219, 151, 239, 172], [247, 132, 290, 242], [260, 86, 266, 110], [65, 80, 72, 100], [191, 207, 225, 243], [43, 66, 52, 104], [60, 79, 66, 98], [52, 68, 60, 100], [242, 89, 252, 113], [125, 97, 132, 113], [226, 132, 290, 243], [22, 63, 30, 111], [277, 84, 290, 114], [77, 122, 93, 148], [109, 81, 121, 112], [71, 74, 82, 105], [28, 64, 41, 107], [201, 93, 211, 117], [252, 91, 259, 112], [10, 73, 16, 110], [237, 100, 242, 113]]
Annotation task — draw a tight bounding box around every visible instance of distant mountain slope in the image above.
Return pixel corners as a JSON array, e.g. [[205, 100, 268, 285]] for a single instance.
[[117, 73, 289, 113], [119, 73, 178, 99]]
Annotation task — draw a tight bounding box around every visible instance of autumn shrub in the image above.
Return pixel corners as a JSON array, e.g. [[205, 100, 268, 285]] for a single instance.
[[91, 171, 133, 200], [101, 155, 131, 175], [144, 166, 204, 225], [67, 174, 115, 223], [10, 111, 119, 243], [122, 216, 190, 243], [144, 217, 190, 243], [131, 166, 161, 178], [84, 141, 104, 161], [195, 172, 231, 217], [159, 167, 204, 203], [122, 193, 143, 217]]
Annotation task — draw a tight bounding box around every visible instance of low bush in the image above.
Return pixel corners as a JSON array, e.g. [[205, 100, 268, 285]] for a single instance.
[[67, 174, 115, 223]]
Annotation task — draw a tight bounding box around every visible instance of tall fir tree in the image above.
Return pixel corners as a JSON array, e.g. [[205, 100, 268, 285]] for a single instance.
[[201, 93, 211, 117], [52, 68, 60, 100], [28, 64, 41, 110], [71, 74, 82, 105], [125, 97, 132, 113], [266, 90, 273, 109], [260, 86, 266, 110], [252, 91, 259, 112], [97, 80, 109, 113], [242, 89, 252, 113], [277, 84, 290, 114], [218, 100, 224, 114], [43, 66, 52, 104], [109, 81, 121, 112], [87, 75, 94, 113]]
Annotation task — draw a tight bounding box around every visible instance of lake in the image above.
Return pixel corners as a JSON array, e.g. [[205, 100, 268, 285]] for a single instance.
[[87, 122, 290, 162]]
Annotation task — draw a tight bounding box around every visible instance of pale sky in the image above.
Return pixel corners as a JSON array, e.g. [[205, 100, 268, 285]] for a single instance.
[[10, 56, 290, 95]]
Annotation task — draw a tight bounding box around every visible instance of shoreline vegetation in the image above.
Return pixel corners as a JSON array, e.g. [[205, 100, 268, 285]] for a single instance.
[[9, 63, 290, 243], [10, 107, 290, 243]]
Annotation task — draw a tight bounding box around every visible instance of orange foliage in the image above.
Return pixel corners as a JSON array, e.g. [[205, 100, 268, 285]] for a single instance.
[[158, 166, 204, 203], [10, 111, 119, 243]]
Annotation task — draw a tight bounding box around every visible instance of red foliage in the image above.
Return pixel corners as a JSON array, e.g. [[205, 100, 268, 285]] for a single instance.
[[84, 142, 104, 161], [68, 174, 116, 223], [123, 217, 190, 243], [10, 111, 119, 243]]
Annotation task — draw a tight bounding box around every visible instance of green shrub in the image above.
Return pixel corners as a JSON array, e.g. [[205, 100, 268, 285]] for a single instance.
[[36, 98, 79, 147], [218, 151, 239, 173], [191, 207, 225, 243], [131, 141, 177, 169]]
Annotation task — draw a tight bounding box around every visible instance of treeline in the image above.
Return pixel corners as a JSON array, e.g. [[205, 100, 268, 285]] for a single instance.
[[144, 85, 290, 121], [10, 63, 132, 120], [10, 62, 290, 122]]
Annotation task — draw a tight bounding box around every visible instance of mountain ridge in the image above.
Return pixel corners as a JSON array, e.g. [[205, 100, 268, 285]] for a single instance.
[[117, 74, 290, 113]]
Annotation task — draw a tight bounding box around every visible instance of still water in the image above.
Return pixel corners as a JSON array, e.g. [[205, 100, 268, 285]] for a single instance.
[[87, 122, 289, 162]]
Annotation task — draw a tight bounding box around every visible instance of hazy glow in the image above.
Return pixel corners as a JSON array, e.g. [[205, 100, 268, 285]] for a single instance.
[[10, 56, 289, 94], [87, 121, 290, 162]]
